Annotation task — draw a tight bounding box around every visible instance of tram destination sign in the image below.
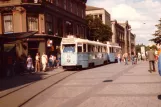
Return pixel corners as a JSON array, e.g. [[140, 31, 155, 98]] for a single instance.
[[62, 38, 75, 44]]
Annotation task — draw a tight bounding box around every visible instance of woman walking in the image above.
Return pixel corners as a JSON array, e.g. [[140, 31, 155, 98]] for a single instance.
[[26, 55, 33, 73]]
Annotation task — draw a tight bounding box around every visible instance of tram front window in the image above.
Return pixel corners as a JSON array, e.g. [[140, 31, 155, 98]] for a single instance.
[[63, 44, 75, 53]]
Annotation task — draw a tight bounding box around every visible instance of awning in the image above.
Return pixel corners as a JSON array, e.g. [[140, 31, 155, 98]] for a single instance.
[[33, 34, 62, 39], [0, 31, 37, 43]]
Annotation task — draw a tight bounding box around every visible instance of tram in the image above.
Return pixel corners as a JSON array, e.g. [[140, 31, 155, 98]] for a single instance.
[[61, 36, 108, 69], [106, 42, 121, 63]]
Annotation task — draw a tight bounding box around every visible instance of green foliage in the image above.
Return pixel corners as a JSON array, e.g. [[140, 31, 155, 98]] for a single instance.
[[135, 44, 156, 54], [86, 15, 112, 42], [150, 45, 157, 50], [151, 19, 161, 43], [135, 44, 141, 53]]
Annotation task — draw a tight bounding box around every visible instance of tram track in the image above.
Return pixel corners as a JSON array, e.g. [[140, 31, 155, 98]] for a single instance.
[[0, 70, 65, 98], [0, 70, 81, 107], [0, 63, 124, 107]]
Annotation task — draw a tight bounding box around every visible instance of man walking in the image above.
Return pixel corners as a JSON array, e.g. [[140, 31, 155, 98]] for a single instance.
[[35, 53, 40, 72], [147, 48, 156, 72], [41, 52, 48, 72]]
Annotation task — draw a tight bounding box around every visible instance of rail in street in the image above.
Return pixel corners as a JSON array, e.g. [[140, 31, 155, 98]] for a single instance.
[[1, 61, 161, 107]]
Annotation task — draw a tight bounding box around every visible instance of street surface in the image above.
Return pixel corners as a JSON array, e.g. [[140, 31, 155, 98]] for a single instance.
[[1, 61, 161, 107]]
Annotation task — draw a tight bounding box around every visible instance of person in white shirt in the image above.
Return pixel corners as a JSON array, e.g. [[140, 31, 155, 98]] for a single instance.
[[26, 55, 33, 73], [41, 52, 48, 72]]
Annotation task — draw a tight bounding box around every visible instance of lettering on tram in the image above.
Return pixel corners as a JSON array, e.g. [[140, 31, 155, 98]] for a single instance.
[[60, 36, 121, 70]]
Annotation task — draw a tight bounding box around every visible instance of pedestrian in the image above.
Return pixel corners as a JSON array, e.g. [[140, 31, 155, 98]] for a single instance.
[[147, 48, 156, 72], [123, 52, 128, 65], [117, 53, 121, 64], [49, 55, 54, 69], [53, 55, 57, 68], [57, 53, 61, 68], [35, 53, 40, 72], [41, 52, 48, 72], [131, 52, 135, 65], [26, 55, 33, 73]]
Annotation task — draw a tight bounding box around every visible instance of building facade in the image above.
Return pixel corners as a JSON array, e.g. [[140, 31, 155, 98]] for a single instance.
[[86, 6, 111, 27], [111, 20, 136, 54], [0, 0, 87, 77]]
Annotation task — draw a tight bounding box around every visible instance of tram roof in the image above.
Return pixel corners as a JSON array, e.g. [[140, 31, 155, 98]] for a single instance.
[[62, 37, 106, 46]]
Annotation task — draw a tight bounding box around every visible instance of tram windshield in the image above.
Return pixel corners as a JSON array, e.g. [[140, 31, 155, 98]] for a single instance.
[[62, 44, 75, 53]]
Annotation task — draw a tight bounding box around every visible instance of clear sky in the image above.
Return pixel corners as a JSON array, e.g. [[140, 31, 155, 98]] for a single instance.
[[87, 0, 161, 45]]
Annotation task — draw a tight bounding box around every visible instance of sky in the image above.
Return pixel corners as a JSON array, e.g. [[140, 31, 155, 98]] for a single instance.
[[87, 0, 161, 45]]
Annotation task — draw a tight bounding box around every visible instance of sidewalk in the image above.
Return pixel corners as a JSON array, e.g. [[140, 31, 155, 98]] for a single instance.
[[0, 67, 64, 97]]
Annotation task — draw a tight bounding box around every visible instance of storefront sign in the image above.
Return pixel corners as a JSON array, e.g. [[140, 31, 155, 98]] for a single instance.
[[47, 39, 53, 47]]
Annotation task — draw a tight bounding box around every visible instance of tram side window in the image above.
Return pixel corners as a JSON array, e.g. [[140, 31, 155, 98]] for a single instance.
[[112, 47, 114, 53], [92, 46, 95, 52], [104, 47, 107, 52], [110, 47, 113, 53], [78, 46, 82, 52], [98, 46, 101, 52], [101, 47, 103, 52], [83, 44, 86, 52], [88, 44, 91, 52], [95, 46, 98, 52]]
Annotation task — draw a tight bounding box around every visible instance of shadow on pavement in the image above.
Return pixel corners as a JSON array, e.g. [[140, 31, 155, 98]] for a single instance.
[[103, 80, 113, 82], [0, 72, 48, 91], [158, 95, 161, 100]]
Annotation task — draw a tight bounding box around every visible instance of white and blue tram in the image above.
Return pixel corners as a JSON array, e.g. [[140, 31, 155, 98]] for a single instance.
[[61, 36, 108, 69], [106, 42, 121, 63]]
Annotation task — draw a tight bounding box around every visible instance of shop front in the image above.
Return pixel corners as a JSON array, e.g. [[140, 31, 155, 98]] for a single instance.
[[0, 31, 37, 78]]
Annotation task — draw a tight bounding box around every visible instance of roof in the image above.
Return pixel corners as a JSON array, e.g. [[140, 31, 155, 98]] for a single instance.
[[86, 5, 103, 11], [118, 23, 126, 27], [62, 37, 106, 46]]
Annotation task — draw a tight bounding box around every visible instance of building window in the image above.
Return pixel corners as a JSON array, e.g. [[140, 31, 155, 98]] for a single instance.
[[81, 9, 84, 18], [99, 14, 102, 20], [70, 1, 73, 12], [46, 0, 53, 3], [27, 16, 38, 31], [64, 0, 66, 10], [65, 21, 73, 35], [76, 4, 79, 15], [46, 14, 53, 34], [55, 0, 59, 6], [94, 15, 98, 19], [3, 15, 13, 33]]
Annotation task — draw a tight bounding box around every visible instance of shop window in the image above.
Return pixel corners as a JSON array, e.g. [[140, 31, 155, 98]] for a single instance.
[[27, 16, 38, 31], [3, 15, 13, 33]]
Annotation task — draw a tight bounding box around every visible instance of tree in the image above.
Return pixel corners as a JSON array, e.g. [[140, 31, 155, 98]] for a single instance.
[[150, 18, 161, 43], [86, 15, 112, 42]]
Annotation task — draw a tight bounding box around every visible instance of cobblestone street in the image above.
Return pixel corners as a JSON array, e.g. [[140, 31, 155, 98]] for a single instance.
[[1, 61, 161, 107]]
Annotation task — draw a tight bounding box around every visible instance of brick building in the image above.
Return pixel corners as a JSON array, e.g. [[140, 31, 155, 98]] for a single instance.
[[0, 0, 87, 77], [111, 20, 136, 54]]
